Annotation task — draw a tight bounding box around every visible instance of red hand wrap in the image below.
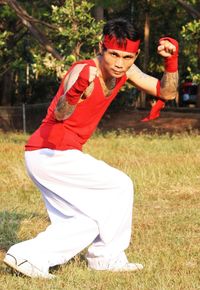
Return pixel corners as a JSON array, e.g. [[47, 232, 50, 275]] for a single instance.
[[66, 65, 90, 105], [159, 37, 179, 72]]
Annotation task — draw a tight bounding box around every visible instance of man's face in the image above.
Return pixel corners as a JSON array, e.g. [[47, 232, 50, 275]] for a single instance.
[[100, 48, 138, 78]]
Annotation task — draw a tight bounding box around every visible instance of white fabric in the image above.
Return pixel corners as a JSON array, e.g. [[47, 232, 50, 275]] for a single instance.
[[7, 149, 134, 272]]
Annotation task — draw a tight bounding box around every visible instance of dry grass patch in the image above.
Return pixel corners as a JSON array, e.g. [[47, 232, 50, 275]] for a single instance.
[[0, 131, 200, 290]]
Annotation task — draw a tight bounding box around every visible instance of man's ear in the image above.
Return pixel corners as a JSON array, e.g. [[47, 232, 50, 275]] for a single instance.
[[99, 41, 104, 55], [135, 49, 140, 61]]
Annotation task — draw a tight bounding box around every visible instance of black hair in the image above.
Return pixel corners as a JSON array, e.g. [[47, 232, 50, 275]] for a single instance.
[[103, 18, 140, 46]]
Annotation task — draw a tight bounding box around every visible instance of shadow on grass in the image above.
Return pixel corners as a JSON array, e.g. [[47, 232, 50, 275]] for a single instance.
[[0, 210, 44, 252], [0, 211, 88, 276], [49, 253, 88, 275]]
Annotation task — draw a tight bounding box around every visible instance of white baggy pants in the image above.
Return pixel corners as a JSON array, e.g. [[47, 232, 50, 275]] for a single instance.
[[8, 149, 134, 272]]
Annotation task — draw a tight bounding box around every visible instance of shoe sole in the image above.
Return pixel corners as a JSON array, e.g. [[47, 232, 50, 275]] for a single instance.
[[110, 264, 144, 272], [89, 263, 144, 272], [4, 255, 54, 279], [4, 256, 32, 278]]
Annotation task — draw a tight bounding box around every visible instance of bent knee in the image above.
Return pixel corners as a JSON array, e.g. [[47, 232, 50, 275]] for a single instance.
[[120, 171, 133, 187], [116, 171, 134, 196]]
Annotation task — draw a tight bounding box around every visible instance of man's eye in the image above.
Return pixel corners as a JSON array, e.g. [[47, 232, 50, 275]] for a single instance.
[[124, 56, 133, 59]]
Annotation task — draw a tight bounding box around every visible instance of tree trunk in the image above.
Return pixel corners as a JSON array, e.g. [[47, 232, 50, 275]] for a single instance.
[[0, 70, 13, 105], [5, 0, 63, 60], [176, 0, 200, 19], [92, 6, 104, 21], [140, 1, 150, 108], [196, 41, 200, 108], [177, 0, 200, 108], [143, 9, 150, 73], [196, 84, 200, 108]]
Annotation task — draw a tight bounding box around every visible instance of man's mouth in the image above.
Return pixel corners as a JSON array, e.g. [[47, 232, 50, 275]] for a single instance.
[[112, 70, 123, 75]]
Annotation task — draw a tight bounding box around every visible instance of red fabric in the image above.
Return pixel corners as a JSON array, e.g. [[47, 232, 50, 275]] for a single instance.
[[103, 35, 140, 53], [25, 59, 127, 151], [141, 99, 165, 122], [156, 80, 161, 97], [66, 65, 90, 105], [159, 37, 179, 72]]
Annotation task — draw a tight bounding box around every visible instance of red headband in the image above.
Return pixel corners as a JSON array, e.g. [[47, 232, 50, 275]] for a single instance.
[[103, 35, 140, 53]]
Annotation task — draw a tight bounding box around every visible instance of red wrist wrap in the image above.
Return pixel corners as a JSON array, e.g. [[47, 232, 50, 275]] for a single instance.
[[159, 37, 179, 72], [156, 80, 161, 97], [66, 65, 90, 105]]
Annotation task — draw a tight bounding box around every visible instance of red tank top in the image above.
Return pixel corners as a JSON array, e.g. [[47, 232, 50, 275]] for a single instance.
[[25, 59, 127, 151]]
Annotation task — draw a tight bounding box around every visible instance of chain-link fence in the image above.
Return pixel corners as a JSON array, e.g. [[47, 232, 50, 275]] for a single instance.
[[1, 99, 200, 133], [0, 103, 49, 133], [0, 91, 140, 133]]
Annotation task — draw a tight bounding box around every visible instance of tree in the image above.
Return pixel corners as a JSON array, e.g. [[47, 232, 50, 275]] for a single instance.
[[0, 0, 199, 108], [0, 0, 104, 105], [178, 0, 200, 83], [48, 0, 104, 72], [178, 0, 200, 106], [5, 0, 62, 60]]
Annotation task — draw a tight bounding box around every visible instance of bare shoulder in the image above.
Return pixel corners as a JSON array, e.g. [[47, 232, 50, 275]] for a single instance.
[[63, 62, 97, 92], [63, 63, 87, 93]]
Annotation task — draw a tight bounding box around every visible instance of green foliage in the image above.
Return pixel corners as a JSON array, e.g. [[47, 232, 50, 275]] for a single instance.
[[181, 19, 200, 83], [0, 0, 104, 104], [0, 5, 16, 65], [29, 0, 105, 78], [0, 31, 12, 58], [51, 1, 102, 50], [0, 0, 199, 105], [181, 19, 200, 42], [33, 0, 104, 78], [93, 0, 128, 12]]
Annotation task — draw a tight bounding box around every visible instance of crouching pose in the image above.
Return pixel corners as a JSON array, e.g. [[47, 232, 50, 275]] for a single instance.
[[4, 18, 178, 278]]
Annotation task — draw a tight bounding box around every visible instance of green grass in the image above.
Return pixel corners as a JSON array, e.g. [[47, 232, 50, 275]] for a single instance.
[[0, 131, 200, 290]]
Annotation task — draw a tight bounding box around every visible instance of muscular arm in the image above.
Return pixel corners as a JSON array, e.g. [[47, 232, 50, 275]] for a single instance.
[[127, 37, 179, 101], [54, 94, 76, 121], [54, 64, 86, 121], [126, 64, 158, 96], [160, 71, 179, 100], [54, 64, 97, 121], [126, 64, 179, 100]]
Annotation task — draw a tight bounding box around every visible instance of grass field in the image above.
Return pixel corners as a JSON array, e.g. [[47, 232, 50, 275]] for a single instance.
[[0, 131, 200, 290]]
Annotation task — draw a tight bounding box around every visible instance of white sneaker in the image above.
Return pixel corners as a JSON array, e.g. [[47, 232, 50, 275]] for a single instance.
[[87, 256, 144, 272], [107, 262, 144, 272], [4, 253, 54, 279], [87, 252, 144, 272]]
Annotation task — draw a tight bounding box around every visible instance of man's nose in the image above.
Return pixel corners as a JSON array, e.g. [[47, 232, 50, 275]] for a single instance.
[[115, 58, 123, 68]]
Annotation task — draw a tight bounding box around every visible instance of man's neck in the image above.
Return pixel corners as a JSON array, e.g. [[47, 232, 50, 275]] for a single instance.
[[94, 56, 113, 82]]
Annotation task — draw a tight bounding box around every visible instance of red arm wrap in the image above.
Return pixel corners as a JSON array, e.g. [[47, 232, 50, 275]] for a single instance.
[[65, 65, 90, 105], [156, 80, 161, 97], [159, 37, 179, 72], [156, 80, 166, 105]]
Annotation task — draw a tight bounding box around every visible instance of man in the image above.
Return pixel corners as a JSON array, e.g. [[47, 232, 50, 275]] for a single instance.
[[4, 18, 179, 278]]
